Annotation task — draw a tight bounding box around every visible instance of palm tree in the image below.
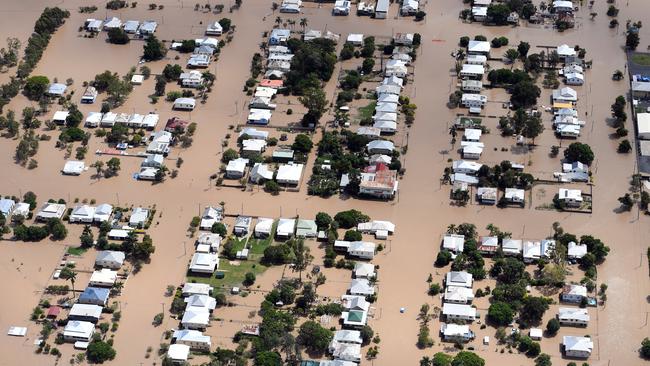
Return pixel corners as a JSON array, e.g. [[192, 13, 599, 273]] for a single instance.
[[288, 19, 296, 30], [446, 224, 457, 234], [111, 281, 124, 296], [60, 267, 77, 298], [299, 17, 308, 31], [275, 16, 282, 27]]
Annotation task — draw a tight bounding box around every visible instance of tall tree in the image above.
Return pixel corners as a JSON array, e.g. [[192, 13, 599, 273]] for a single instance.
[[60, 267, 77, 297]]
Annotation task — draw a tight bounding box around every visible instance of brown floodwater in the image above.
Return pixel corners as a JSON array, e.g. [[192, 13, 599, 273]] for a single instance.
[[0, 0, 649, 365]]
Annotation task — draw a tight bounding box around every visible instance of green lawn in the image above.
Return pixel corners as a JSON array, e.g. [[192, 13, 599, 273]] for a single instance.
[[187, 259, 269, 292], [632, 53, 650, 66], [186, 221, 277, 291], [67, 246, 89, 256], [357, 101, 377, 122]]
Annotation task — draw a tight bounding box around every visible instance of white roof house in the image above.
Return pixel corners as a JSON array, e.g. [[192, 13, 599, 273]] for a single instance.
[[123, 20, 140, 33], [565, 72, 584, 85], [442, 303, 478, 321], [276, 218, 295, 238], [523, 240, 545, 263], [460, 64, 485, 78], [561, 284, 588, 303], [553, 0, 573, 11], [89, 269, 118, 287], [557, 44, 577, 58], [62, 160, 86, 175], [101, 112, 117, 127], [451, 173, 479, 185], [341, 294, 370, 312], [85, 19, 103, 32], [477, 187, 497, 204], [129, 207, 150, 227], [462, 142, 484, 160], [242, 139, 267, 156], [348, 241, 376, 259], [107, 229, 130, 240], [354, 262, 376, 278], [185, 294, 217, 310], [366, 140, 395, 154], [440, 323, 474, 342], [504, 188, 525, 204], [141, 154, 164, 168], [187, 54, 211, 68], [444, 286, 474, 304], [384, 60, 408, 77], [147, 130, 172, 154], [563, 336, 593, 358], [637, 113, 650, 140], [206, 21, 223, 35], [553, 87, 578, 102], [0, 199, 15, 217], [167, 344, 190, 362], [330, 342, 361, 363], [173, 329, 212, 351], [63, 321, 95, 342], [225, 158, 249, 179], [48, 83, 67, 96], [180, 70, 204, 88], [567, 241, 588, 259], [95, 251, 125, 269], [36, 203, 66, 221], [276, 163, 304, 185], [382, 75, 404, 88], [234, 216, 252, 236], [103, 17, 122, 30], [464, 128, 482, 142], [255, 217, 275, 237], [332, 330, 363, 345], [558, 307, 590, 325], [250, 163, 274, 183], [529, 328, 543, 340], [247, 108, 272, 125], [346, 33, 364, 45], [559, 188, 584, 208], [12, 202, 30, 217], [467, 40, 491, 55], [239, 127, 269, 140], [452, 160, 483, 175], [189, 253, 219, 274], [502, 239, 523, 256], [357, 220, 395, 234], [181, 308, 210, 329], [69, 205, 96, 223], [173, 97, 196, 110], [446, 271, 473, 288], [138, 167, 159, 181], [69, 304, 103, 322], [182, 283, 213, 297], [443, 234, 465, 253], [303, 29, 322, 41], [349, 279, 375, 296], [84, 112, 102, 126]]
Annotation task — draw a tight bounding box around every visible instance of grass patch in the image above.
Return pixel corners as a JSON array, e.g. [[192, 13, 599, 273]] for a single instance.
[[67, 246, 89, 256], [187, 259, 269, 291], [357, 101, 377, 122], [229, 236, 248, 252], [631, 53, 650, 66]]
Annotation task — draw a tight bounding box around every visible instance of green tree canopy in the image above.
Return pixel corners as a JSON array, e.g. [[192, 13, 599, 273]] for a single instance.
[[143, 35, 166, 61], [564, 142, 594, 165]]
